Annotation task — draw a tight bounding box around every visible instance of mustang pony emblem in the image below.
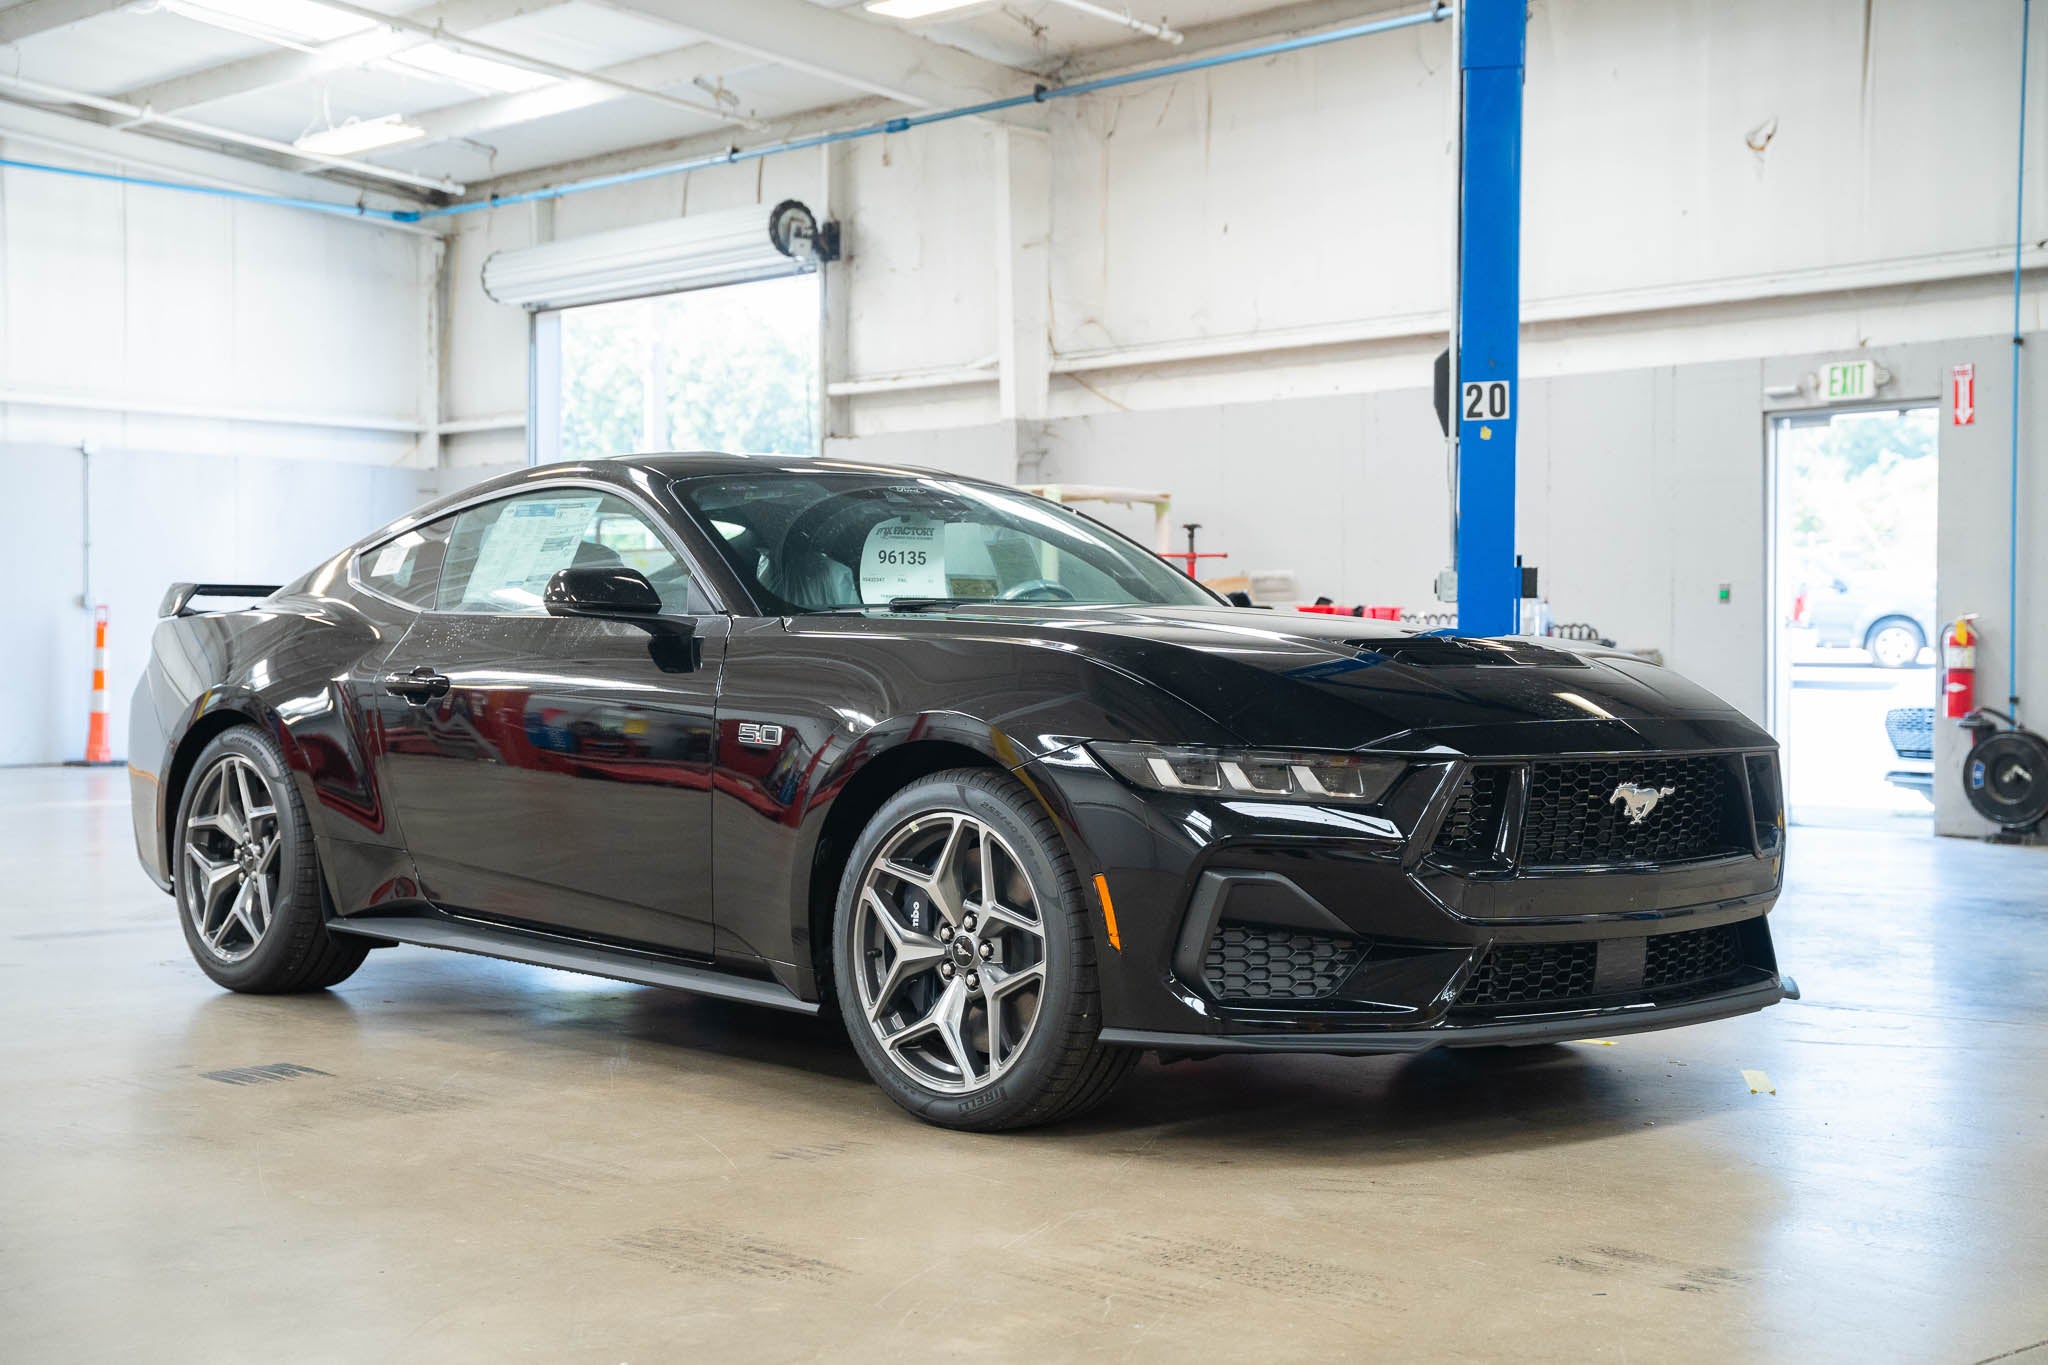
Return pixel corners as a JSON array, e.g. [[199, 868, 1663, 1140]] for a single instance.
[[1610, 781, 1676, 825]]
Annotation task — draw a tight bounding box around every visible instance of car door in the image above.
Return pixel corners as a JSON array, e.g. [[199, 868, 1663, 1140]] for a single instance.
[[1809, 572, 1856, 646], [368, 485, 727, 957]]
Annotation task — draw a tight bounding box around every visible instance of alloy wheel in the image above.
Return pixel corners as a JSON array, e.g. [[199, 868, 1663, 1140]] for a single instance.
[[1870, 624, 1921, 669], [852, 811, 1047, 1094], [180, 754, 282, 963]]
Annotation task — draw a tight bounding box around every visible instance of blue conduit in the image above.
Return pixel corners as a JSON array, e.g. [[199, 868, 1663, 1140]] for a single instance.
[[0, 152, 409, 219], [0, 5, 1447, 225], [2012, 0, 2033, 719]]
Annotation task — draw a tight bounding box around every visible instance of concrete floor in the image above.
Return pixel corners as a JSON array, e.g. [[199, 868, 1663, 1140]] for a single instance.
[[4, 766, 2046, 1364]]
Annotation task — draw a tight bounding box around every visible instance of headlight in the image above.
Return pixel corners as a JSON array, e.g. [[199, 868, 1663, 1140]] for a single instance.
[[1089, 742, 1404, 804]]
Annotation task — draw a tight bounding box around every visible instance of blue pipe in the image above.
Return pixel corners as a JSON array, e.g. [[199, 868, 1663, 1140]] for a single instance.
[[0, 153, 408, 221], [2013, 0, 2031, 717], [405, 4, 1446, 221]]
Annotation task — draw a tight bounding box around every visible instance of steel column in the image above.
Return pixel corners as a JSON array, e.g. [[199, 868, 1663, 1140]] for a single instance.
[[1454, 0, 1526, 637]]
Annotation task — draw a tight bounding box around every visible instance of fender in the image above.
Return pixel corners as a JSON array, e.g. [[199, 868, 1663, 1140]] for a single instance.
[[138, 601, 404, 909], [744, 643, 1232, 1001]]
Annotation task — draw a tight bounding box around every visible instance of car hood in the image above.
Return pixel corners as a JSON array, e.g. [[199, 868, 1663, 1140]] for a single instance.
[[851, 602, 1771, 756]]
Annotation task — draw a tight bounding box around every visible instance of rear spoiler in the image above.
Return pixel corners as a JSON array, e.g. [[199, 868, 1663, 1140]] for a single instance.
[[159, 583, 282, 618]]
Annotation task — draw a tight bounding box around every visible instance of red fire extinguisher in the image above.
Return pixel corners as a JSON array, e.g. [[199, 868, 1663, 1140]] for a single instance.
[[1943, 616, 1979, 720]]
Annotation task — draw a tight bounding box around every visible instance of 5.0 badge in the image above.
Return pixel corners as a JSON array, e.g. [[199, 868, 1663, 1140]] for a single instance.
[[735, 722, 785, 749]]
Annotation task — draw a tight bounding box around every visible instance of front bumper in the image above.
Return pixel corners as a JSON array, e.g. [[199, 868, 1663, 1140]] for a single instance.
[[1103, 975, 1796, 1055], [1023, 734, 1790, 1052]]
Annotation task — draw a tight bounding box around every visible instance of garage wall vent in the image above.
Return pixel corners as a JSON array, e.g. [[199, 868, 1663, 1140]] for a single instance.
[[481, 202, 832, 311]]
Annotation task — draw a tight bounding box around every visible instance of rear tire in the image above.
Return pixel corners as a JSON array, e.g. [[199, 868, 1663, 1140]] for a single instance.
[[172, 725, 369, 994], [834, 768, 1135, 1130]]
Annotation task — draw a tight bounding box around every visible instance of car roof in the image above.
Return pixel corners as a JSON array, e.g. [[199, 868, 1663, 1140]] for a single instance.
[[348, 452, 1005, 555], [613, 451, 993, 487], [633, 451, 956, 480]]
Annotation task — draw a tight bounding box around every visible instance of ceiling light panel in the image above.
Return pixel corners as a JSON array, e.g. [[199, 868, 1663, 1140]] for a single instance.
[[294, 114, 425, 156], [865, 0, 992, 19], [161, 0, 374, 48]]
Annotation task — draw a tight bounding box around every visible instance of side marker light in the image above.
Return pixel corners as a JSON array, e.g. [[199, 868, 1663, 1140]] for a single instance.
[[1093, 874, 1121, 952]]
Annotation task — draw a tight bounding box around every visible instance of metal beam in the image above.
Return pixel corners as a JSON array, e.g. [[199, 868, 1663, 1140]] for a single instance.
[[994, 125, 1051, 421], [116, 0, 565, 115], [461, 91, 897, 199], [598, 0, 1031, 108], [1453, 0, 1525, 637], [0, 0, 129, 46], [409, 42, 735, 146]]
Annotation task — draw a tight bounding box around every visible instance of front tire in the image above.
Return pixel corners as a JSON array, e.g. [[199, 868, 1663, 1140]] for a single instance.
[[172, 725, 368, 993], [1865, 617, 1925, 669], [834, 769, 1135, 1130]]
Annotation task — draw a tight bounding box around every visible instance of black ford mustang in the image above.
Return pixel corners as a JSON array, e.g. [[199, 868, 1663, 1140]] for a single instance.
[[130, 454, 1793, 1129]]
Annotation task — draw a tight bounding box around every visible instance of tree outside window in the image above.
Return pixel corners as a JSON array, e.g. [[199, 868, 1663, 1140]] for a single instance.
[[557, 273, 819, 461]]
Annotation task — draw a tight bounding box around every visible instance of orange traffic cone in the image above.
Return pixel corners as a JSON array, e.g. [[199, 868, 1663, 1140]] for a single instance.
[[82, 605, 115, 765]]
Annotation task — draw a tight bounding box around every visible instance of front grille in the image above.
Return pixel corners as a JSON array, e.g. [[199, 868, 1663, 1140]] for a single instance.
[[1202, 923, 1363, 1001], [1643, 923, 1742, 989], [1520, 757, 1748, 866], [1455, 941, 1597, 1009], [1886, 706, 1935, 761], [1433, 765, 1511, 860]]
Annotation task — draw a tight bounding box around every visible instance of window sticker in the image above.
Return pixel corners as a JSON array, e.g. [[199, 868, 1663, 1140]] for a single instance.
[[467, 496, 602, 606], [946, 574, 999, 599], [369, 535, 416, 579], [860, 517, 947, 602]]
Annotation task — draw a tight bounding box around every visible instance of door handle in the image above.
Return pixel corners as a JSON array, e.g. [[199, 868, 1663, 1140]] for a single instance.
[[383, 665, 451, 703]]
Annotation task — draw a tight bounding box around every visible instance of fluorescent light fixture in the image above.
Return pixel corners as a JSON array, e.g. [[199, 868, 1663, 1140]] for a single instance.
[[865, 0, 986, 18], [388, 42, 558, 94], [160, 0, 372, 48], [294, 115, 426, 157]]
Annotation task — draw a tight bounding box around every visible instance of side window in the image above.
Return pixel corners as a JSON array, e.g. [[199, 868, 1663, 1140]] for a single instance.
[[436, 490, 711, 616], [356, 518, 452, 609]]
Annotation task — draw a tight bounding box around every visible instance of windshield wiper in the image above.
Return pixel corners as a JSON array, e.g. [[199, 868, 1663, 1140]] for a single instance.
[[885, 596, 986, 611]]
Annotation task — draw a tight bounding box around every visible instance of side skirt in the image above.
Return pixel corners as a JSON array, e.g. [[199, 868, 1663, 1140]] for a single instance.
[[328, 912, 820, 1015]]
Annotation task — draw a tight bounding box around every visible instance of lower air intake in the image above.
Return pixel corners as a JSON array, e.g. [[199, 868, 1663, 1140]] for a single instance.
[[1202, 923, 1363, 1002], [1643, 923, 1743, 989]]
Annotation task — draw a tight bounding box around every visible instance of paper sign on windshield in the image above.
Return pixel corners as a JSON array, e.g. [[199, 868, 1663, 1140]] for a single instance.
[[860, 519, 947, 602]]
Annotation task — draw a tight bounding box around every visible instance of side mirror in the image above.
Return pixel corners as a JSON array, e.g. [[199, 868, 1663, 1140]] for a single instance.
[[544, 566, 663, 619]]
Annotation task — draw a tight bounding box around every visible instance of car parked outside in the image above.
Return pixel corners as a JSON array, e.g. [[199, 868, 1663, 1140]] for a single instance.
[[1789, 567, 1932, 668]]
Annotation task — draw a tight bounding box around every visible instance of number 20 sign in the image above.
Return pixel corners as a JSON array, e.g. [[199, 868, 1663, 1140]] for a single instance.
[[1460, 380, 1511, 423]]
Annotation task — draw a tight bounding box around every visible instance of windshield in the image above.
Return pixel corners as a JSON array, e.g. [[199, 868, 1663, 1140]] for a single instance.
[[674, 471, 1217, 613]]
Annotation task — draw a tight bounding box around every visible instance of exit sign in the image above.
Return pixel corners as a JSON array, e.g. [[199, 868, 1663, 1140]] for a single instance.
[[1821, 359, 1878, 401]]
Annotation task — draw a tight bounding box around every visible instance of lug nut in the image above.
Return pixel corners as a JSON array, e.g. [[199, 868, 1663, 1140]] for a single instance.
[[941, 962, 955, 979], [979, 941, 994, 959], [965, 972, 980, 990], [939, 925, 954, 942]]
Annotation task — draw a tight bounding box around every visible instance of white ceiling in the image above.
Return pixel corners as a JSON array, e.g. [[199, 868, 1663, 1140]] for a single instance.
[[0, 0, 1402, 203]]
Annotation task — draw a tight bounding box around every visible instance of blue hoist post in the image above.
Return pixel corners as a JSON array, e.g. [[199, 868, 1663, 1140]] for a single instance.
[[1454, 0, 1527, 637]]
